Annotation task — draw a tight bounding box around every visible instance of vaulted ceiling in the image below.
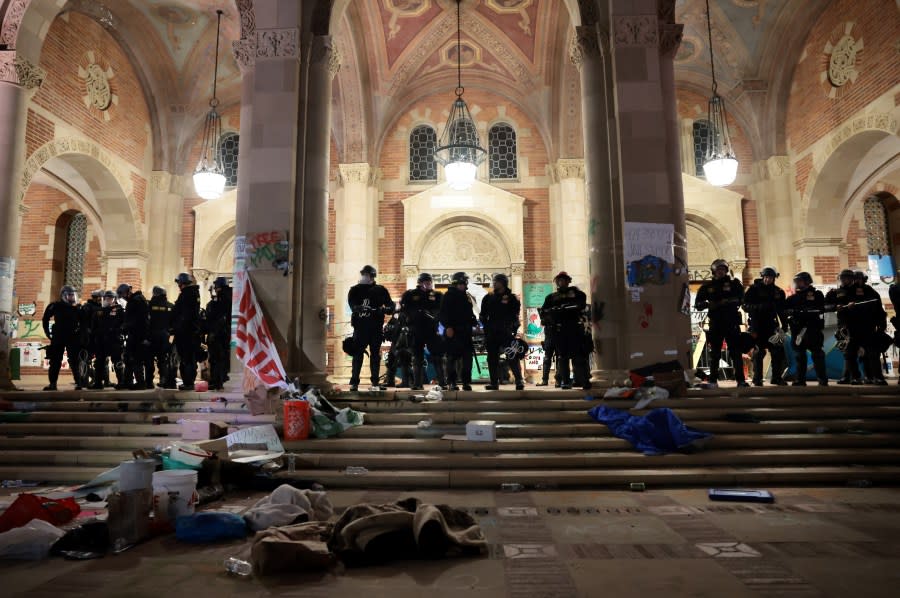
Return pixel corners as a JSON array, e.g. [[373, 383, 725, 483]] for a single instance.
[[57, 0, 829, 169]]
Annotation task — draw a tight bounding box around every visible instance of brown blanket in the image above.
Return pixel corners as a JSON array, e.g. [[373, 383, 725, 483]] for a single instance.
[[251, 521, 335, 576]]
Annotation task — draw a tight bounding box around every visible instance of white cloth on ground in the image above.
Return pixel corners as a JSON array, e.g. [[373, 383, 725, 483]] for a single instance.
[[243, 484, 334, 532]]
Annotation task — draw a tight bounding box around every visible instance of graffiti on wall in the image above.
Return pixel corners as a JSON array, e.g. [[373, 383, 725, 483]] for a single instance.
[[244, 231, 290, 275]]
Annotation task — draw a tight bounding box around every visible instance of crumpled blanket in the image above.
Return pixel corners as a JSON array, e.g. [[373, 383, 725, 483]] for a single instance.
[[243, 484, 333, 532], [250, 521, 335, 576], [588, 405, 713, 455], [328, 497, 486, 566]]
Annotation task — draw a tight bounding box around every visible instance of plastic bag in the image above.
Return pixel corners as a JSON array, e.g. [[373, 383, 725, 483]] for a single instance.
[[0, 519, 65, 560], [0, 493, 81, 533], [175, 512, 248, 543]]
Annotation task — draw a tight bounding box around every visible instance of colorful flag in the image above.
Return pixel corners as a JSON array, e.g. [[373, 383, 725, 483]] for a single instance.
[[233, 271, 288, 389]]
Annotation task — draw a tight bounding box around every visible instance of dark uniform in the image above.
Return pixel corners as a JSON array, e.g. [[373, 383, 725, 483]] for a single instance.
[[347, 265, 394, 391], [399, 274, 445, 390], [41, 286, 84, 391], [93, 291, 125, 389], [741, 268, 787, 386], [79, 291, 103, 387], [480, 276, 524, 390], [438, 272, 477, 391], [383, 314, 413, 388], [541, 273, 590, 389], [172, 273, 201, 390], [121, 286, 151, 389], [147, 287, 175, 388], [695, 260, 747, 386], [536, 320, 560, 386], [784, 272, 827, 386], [825, 270, 884, 384], [204, 279, 231, 391]]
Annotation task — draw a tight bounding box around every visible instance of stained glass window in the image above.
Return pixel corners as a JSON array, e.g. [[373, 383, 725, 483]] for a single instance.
[[219, 133, 239, 187], [64, 213, 87, 292], [489, 123, 518, 180], [693, 120, 711, 178], [409, 125, 437, 181]]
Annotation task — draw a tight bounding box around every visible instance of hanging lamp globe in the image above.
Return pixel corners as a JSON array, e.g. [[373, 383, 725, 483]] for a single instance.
[[433, 0, 485, 191], [193, 9, 227, 200], [701, 0, 738, 187]]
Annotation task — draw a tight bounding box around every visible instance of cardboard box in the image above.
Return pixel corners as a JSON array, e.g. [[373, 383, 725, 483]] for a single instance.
[[465, 420, 497, 442], [181, 420, 229, 441]]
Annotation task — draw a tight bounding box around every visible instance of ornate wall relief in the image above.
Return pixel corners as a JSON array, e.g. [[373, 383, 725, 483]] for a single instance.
[[78, 51, 116, 119], [822, 22, 863, 98]]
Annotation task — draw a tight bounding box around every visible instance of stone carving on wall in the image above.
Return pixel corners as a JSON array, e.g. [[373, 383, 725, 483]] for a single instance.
[[236, 0, 255, 40], [311, 36, 341, 79], [658, 23, 683, 57], [823, 22, 863, 98], [338, 163, 371, 185], [78, 52, 116, 117], [0, 52, 45, 88], [485, 0, 533, 36], [554, 159, 585, 180], [256, 28, 299, 60], [232, 39, 256, 71], [420, 227, 508, 270], [0, 0, 28, 47], [613, 15, 658, 47], [569, 25, 602, 71]]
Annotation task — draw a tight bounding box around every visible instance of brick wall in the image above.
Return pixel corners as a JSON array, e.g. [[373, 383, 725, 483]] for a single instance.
[[741, 198, 760, 282], [25, 109, 54, 158], [813, 256, 841, 281], [16, 184, 105, 339], [786, 0, 900, 154], [32, 12, 151, 169]]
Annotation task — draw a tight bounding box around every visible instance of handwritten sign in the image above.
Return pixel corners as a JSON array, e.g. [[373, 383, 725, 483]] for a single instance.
[[624, 222, 674, 264], [244, 230, 289, 273], [525, 345, 545, 371], [524, 282, 553, 307]]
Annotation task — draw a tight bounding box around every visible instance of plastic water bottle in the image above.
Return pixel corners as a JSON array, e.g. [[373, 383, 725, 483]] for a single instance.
[[286, 453, 296, 473], [344, 466, 369, 476], [501, 483, 524, 492], [223, 557, 252, 577]]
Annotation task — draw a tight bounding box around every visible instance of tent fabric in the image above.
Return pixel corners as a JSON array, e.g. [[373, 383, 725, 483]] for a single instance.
[[588, 405, 713, 456]]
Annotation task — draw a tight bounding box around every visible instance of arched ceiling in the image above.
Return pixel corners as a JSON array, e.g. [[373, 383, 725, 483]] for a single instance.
[[51, 0, 831, 166]]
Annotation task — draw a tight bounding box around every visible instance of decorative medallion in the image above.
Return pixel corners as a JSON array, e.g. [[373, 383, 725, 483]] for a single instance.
[[78, 51, 117, 119], [822, 22, 863, 98]]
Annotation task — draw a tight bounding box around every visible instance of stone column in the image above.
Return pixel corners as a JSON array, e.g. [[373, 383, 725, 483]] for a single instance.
[[750, 156, 796, 280], [0, 54, 44, 389], [233, 12, 302, 370], [335, 162, 377, 381], [571, 22, 628, 384], [551, 159, 589, 286], [146, 171, 185, 290], [294, 35, 340, 386], [608, 2, 692, 371]]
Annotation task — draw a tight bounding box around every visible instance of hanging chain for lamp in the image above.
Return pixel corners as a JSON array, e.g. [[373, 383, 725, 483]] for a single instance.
[[434, 0, 486, 191], [193, 9, 227, 200], [702, 0, 738, 187]]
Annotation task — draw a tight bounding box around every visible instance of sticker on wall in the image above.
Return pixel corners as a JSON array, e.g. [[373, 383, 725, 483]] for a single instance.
[[525, 307, 543, 340]]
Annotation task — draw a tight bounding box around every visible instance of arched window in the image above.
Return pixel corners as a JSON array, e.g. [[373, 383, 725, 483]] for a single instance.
[[692, 120, 711, 178], [409, 125, 437, 181], [218, 133, 240, 187], [864, 196, 890, 255], [63, 213, 87, 292], [489, 123, 517, 180]]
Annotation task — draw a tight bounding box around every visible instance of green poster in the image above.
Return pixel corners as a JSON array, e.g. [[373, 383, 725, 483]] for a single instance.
[[523, 282, 553, 307]]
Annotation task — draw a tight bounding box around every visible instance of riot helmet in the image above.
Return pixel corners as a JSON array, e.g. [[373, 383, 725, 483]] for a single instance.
[[152, 285, 166, 298], [450, 271, 469, 286], [60, 285, 77, 305], [793, 271, 813, 290]]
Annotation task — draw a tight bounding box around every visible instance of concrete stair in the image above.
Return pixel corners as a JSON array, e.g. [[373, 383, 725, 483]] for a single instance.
[[1, 385, 899, 488]]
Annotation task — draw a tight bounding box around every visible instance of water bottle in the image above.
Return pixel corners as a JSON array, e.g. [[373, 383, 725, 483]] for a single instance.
[[223, 557, 252, 577], [500, 482, 524, 492], [344, 466, 369, 476], [286, 453, 296, 473]]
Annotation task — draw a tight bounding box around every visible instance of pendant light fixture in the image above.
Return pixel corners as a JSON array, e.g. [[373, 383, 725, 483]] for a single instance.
[[701, 0, 738, 187], [193, 9, 226, 200], [434, 0, 486, 191]]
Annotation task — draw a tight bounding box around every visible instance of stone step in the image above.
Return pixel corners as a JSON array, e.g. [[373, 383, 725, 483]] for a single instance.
[[0, 436, 179, 450], [0, 411, 273, 424], [0, 450, 135, 466], [290, 448, 900, 470], [2, 463, 898, 488], [279, 465, 900, 489], [285, 432, 900, 452]]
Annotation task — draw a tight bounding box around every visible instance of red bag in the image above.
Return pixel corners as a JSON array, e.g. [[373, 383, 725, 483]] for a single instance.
[[0, 493, 81, 533]]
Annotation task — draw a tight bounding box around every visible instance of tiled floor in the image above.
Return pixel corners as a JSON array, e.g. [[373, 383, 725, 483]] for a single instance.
[[2, 487, 900, 597]]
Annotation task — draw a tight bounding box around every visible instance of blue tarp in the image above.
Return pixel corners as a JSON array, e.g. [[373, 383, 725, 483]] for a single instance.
[[588, 405, 713, 456]]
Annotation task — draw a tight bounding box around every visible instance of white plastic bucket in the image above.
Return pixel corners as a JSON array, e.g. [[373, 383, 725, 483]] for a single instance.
[[118, 459, 156, 492], [152, 469, 198, 523]]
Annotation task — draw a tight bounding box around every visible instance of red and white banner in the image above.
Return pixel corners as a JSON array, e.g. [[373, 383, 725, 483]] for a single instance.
[[234, 271, 289, 389]]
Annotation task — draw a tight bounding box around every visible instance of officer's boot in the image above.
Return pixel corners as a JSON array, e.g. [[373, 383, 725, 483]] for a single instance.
[[45, 356, 60, 391], [485, 355, 499, 390], [511, 359, 524, 391], [433, 355, 447, 389], [91, 358, 106, 390], [411, 356, 424, 390], [812, 350, 828, 386], [793, 353, 808, 386], [751, 347, 765, 386], [770, 346, 787, 385]]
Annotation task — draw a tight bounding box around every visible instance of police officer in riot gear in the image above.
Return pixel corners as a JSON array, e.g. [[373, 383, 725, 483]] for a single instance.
[[741, 266, 787, 386], [117, 283, 150, 389], [148, 286, 176, 388], [695, 259, 749, 387], [172, 272, 201, 391], [400, 272, 445, 390], [79, 290, 103, 387], [480, 273, 525, 391], [826, 269, 884, 384], [41, 285, 84, 391], [439, 271, 477, 391], [347, 265, 394, 392], [854, 270, 888, 384], [204, 277, 231, 391], [93, 290, 125, 389], [541, 272, 591, 390], [784, 272, 828, 386]]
